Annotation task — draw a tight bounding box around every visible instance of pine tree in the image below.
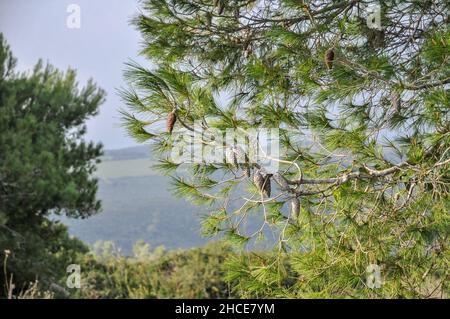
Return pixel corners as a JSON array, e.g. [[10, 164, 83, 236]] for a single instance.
[[0, 34, 105, 296], [122, 1, 449, 298]]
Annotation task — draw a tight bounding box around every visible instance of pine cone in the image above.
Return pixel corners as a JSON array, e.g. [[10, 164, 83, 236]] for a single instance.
[[205, 12, 212, 28], [235, 146, 251, 177], [263, 174, 272, 197], [166, 111, 177, 134], [254, 171, 272, 197], [272, 172, 289, 191], [391, 91, 401, 112], [368, 29, 385, 49], [291, 197, 300, 219], [227, 146, 251, 176], [225, 147, 238, 167], [244, 154, 251, 178], [245, 166, 251, 178], [234, 146, 247, 163], [325, 48, 335, 70], [253, 170, 265, 195]]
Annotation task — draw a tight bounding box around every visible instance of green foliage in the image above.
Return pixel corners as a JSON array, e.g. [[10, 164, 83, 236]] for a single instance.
[[122, 1, 449, 298], [0, 34, 105, 296], [74, 241, 237, 299]]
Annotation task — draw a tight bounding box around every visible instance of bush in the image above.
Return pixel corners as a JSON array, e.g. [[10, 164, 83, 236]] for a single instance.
[[74, 241, 238, 299]]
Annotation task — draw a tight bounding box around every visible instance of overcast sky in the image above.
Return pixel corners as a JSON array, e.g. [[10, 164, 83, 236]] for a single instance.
[[0, 0, 147, 149]]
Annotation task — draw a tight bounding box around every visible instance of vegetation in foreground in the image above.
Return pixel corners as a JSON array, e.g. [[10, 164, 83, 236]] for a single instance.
[[3, 241, 240, 299], [73, 241, 237, 299]]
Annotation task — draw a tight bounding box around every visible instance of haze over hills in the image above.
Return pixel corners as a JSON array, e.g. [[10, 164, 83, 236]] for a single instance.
[[60, 145, 211, 255]]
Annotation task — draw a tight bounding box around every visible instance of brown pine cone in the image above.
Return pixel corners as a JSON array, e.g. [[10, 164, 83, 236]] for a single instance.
[[205, 12, 212, 28], [253, 170, 265, 195], [244, 153, 251, 178], [166, 110, 177, 134], [254, 171, 272, 197], [263, 174, 272, 197], [325, 48, 335, 70]]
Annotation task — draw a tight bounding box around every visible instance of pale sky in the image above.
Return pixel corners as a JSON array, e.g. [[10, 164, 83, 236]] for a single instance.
[[0, 0, 147, 149]]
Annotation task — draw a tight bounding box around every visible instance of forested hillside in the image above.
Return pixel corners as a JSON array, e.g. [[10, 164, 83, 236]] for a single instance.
[[61, 146, 209, 254]]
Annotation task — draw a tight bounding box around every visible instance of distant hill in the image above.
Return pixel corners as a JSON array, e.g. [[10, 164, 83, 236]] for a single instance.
[[102, 145, 154, 161], [60, 145, 210, 255]]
